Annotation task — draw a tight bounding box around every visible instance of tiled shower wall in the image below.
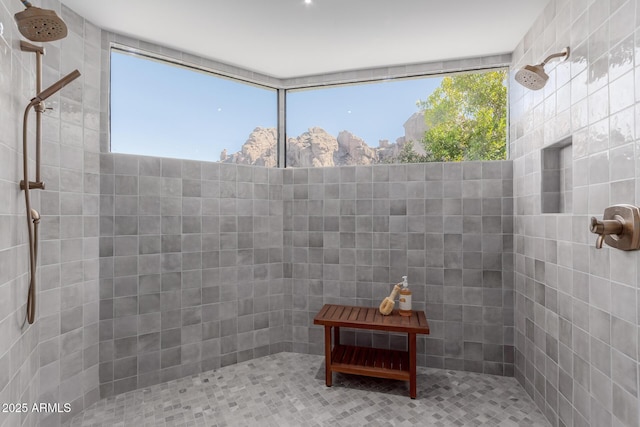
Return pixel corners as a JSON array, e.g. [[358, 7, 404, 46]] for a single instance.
[[97, 157, 515, 395], [282, 162, 515, 376], [510, 0, 640, 426], [0, 0, 101, 426], [98, 157, 286, 396]]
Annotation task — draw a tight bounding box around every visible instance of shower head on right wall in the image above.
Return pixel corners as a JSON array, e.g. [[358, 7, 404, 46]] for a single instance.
[[515, 47, 570, 90]]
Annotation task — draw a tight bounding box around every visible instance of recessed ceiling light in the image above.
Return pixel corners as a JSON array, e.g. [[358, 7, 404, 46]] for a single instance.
[[304, 0, 312, 4]]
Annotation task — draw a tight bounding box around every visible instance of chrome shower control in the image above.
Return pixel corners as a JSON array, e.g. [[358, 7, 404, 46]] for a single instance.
[[590, 204, 640, 250]]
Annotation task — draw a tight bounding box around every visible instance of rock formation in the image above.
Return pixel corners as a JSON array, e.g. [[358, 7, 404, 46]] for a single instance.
[[377, 139, 404, 161], [220, 127, 277, 167], [400, 111, 427, 155], [286, 127, 338, 167], [334, 131, 378, 165], [220, 110, 429, 167]]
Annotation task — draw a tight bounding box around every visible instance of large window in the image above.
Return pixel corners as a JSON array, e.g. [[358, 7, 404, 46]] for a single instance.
[[110, 47, 506, 167], [286, 70, 507, 167], [110, 49, 278, 165]]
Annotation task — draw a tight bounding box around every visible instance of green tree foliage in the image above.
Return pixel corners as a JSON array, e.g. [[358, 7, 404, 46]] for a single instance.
[[409, 70, 507, 162], [395, 141, 428, 163]]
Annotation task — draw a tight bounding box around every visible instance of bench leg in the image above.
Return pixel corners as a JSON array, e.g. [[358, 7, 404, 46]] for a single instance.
[[409, 333, 417, 398], [324, 326, 332, 387]]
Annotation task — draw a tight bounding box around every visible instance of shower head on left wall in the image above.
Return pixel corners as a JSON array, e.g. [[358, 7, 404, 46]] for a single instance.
[[15, 1, 81, 325], [14, 0, 68, 42]]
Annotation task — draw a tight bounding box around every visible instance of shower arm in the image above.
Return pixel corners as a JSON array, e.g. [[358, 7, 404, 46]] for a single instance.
[[540, 49, 569, 66]]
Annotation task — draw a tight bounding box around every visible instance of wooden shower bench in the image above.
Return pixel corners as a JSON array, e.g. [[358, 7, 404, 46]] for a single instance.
[[313, 304, 430, 398]]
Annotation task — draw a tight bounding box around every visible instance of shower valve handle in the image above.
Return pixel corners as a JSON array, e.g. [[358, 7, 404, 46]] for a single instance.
[[590, 217, 623, 249], [590, 205, 640, 250]]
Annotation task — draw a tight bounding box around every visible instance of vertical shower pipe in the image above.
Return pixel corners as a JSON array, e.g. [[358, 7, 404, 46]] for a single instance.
[[34, 42, 43, 186], [20, 41, 45, 189], [20, 40, 45, 324]]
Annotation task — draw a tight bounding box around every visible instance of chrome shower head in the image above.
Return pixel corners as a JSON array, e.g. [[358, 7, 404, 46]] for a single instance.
[[515, 47, 570, 91], [14, 0, 68, 42]]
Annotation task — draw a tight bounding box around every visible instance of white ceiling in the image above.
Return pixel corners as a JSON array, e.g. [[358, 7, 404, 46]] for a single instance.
[[60, 0, 549, 79]]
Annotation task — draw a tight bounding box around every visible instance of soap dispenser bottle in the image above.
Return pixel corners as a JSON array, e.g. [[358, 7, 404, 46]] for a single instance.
[[398, 276, 412, 317]]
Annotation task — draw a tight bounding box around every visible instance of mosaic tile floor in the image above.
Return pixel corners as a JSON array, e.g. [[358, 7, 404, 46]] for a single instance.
[[66, 353, 550, 427]]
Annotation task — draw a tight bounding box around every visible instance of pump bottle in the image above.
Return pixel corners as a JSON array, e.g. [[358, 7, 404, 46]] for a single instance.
[[398, 275, 412, 317]]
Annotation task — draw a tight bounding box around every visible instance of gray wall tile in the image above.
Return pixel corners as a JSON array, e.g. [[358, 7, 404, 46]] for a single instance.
[[510, 0, 640, 425], [0, 0, 102, 422]]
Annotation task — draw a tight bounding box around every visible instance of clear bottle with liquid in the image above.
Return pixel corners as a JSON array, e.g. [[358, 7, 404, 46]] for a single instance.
[[398, 275, 412, 317]]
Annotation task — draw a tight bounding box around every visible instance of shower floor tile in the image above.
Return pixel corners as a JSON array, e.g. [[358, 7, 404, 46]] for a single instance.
[[66, 352, 549, 427]]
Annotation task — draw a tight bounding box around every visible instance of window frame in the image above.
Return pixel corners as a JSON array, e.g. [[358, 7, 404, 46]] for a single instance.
[[108, 43, 509, 167], [109, 45, 281, 166]]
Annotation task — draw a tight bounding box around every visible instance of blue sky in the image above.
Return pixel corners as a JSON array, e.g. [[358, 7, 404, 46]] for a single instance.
[[287, 77, 441, 146], [111, 51, 442, 161]]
